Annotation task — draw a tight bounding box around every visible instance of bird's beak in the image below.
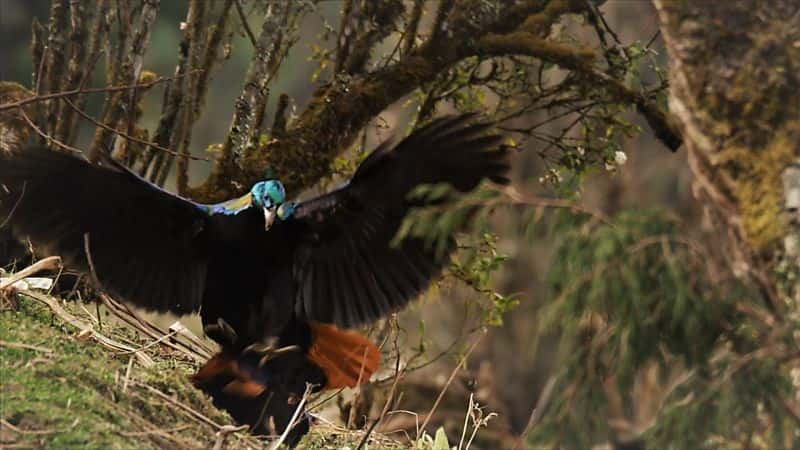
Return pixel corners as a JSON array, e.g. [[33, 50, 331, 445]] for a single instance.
[[263, 206, 277, 230]]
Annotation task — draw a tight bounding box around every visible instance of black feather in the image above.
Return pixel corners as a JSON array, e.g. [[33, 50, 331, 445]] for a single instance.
[[288, 113, 509, 327]]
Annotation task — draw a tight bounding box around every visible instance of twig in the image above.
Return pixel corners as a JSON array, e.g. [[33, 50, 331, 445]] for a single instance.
[[211, 424, 250, 450], [168, 321, 216, 356], [0, 339, 53, 353], [419, 333, 484, 435], [0, 256, 61, 291], [118, 424, 192, 436], [62, 96, 209, 161], [430, 0, 456, 43], [121, 355, 134, 393], [333, 0, 356, 72], [32, 24, 48, 96], [18, 109, 84, 155], [0, 181, 25, 232], [194, 0, 234, 117], [401, 0, 424, 55], [43, 0, 69, 134], [119, 329, 179, 356], [114, 403, 199, 448], [64, 0, 109, 146], [100, 293, 211, 361], [268, 384, 313, 450], [234, 0, 258, 48], [356, 326, 404, 450], [512, 375, 558, 450], [271, 93, 290, 137], [0, 73, 192, 113], [132, 380, 224, 430], [19, 289, 155, 367], [1, 418, 78, 436], [54, 0, 90, 143], [106, 0, 161, 154], [136, 0, 200, 179]]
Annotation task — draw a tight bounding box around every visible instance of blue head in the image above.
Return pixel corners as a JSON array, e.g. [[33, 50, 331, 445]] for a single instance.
[[250, 180, 295, 229]]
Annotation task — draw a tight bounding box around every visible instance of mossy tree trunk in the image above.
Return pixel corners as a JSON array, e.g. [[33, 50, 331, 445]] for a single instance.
[[654, 0, 800, 311]]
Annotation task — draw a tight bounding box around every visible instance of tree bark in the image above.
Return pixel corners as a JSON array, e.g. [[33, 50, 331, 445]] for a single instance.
[[653, 0, 800, 309]]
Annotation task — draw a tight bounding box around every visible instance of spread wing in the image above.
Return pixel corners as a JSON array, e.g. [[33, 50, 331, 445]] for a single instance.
[[0, 147, 209, 314], [284, 114, 510, 327]]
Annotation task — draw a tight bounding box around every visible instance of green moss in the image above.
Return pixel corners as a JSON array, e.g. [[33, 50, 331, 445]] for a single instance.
[[0, 294, 408, 449], [725, 130, 796, 253], [0, 297, 209, 449]]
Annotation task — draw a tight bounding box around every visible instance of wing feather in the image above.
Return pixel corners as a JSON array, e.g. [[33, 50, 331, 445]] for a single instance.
[[284, 113, 510, 327], [0, 147, 210, 314]]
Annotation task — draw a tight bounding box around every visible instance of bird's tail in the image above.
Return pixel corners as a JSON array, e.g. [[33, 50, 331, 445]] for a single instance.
[[191, 323, 379, 446], [306, 322, 380, 389]]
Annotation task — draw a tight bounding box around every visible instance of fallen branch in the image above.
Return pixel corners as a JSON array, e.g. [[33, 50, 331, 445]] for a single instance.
[[0, 256, 61, 291], [19, 288, 155, 367], [100, 293, 211, 362], [131, 379, 224, 430], [0, 339, 53, 354]]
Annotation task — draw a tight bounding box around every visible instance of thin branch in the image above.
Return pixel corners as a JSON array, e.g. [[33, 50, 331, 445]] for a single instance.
[[62, 96, 209, 161], [20, 289, 155, 367], [430, 0, 455, 43], [479, 31, 682, 151], [418, 333, 484, 434], [190, 0, 591, 201], [18, 109, 84, 155], [234, 0, 258, 47], [402, 0, 424, 55], [43, 0, 69, 134], [194, 0, 235, 117], [136, 0, 202, 178], [0, 74, 191, 113], [54, 0, 91, 143], [357, 324, 404, 450], [89, 0, 161, 159], [267, 385, 313, 450], [0, 256, 61, 292], [271, 93, 290, 137], [100, 293, 211, 362], [131, 380, 224, 430], [512, 376, 558, 450], [0, 340, 53, 354], [333, 0, 356, 73]]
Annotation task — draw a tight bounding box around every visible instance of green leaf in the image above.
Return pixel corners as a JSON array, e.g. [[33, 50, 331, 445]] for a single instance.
[[432, 427, 450, 450]]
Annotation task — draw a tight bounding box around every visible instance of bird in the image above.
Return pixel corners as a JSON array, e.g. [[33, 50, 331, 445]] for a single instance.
[[0, 113, 510, 446]]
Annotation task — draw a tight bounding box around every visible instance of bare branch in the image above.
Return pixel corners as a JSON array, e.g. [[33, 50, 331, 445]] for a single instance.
[[43, 0, 69, 135], [234, 0, 258, 48], [401, 0, 424, 55], [88, 0, 161, 161], [0, 74, 190, 113], [63, 96, 208, 161]]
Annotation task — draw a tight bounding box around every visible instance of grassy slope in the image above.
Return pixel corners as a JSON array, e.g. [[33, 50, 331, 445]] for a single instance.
[[0, 293, 406, 450]]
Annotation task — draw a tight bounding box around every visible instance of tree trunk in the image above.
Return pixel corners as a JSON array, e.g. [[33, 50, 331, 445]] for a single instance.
[[653, 0, 800, 310]]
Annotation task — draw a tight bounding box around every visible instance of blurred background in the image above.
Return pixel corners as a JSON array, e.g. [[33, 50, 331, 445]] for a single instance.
[[0, 1, 704, 448]]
